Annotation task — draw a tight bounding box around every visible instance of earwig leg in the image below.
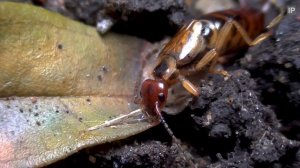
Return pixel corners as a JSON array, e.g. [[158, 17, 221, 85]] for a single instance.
[[235, 21, 274, 46], [219, 2, 285, 47], [195, 49, 218, 71], [178, 76, 200, 97], [208, 57, 230, 78], [215, 20, 233, 51], [215, 69, 230, 78], [264, 0, 286, 30], [209, 68, 230, 78], [218, 20, 272, 47], [192, 48, 229, 88], [265, 7, 285, 30], [207, 56, 219, 73], [178, 61, 222, 96]]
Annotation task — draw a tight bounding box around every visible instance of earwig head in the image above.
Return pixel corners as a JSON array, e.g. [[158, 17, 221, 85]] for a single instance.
[[140, 79, 196, 167], [140, 79, 168, 117]]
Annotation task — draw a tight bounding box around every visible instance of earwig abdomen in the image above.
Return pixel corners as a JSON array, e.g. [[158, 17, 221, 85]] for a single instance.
[[202, 8, 265, 54]]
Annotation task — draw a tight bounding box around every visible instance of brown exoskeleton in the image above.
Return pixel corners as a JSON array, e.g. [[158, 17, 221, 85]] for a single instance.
[[140, 6, 285, 119], [138, 6, 285, 166]]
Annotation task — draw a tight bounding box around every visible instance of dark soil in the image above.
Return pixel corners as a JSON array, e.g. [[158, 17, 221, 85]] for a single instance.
[[9, 0, 299, 167], [239, 0, 300, 141], [54, 0, 189, 42]]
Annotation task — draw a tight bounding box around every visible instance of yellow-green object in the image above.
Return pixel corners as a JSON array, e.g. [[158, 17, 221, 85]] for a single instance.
[[0, 2, 156, 167]]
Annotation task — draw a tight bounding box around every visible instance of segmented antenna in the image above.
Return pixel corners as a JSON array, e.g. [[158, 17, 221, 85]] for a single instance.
[[155, 102, 197, 168], [88, 109, 144, 131]]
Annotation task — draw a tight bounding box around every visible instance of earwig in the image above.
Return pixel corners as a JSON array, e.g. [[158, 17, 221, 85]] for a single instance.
[[88, 2, 286, 168], [140, 3, 285, 118], [139, 2, 285, 168]]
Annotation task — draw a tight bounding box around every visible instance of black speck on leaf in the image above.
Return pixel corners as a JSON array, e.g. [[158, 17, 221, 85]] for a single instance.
[[58, 44, 63, 49]]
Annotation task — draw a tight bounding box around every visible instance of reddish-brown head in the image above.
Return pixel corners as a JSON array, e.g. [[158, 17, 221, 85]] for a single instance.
[[140, 79, 168, 117]]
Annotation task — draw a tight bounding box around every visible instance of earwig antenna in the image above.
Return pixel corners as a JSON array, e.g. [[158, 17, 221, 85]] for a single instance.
[[155, 102, 197, 168], [88, 109, 143, 131]]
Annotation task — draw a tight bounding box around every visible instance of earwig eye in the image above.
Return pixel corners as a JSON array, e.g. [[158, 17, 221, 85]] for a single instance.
[[158, 93, 166, 102]]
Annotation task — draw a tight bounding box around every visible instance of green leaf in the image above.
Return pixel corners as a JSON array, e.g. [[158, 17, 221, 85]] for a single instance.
[[0, 2, 155, 167]]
